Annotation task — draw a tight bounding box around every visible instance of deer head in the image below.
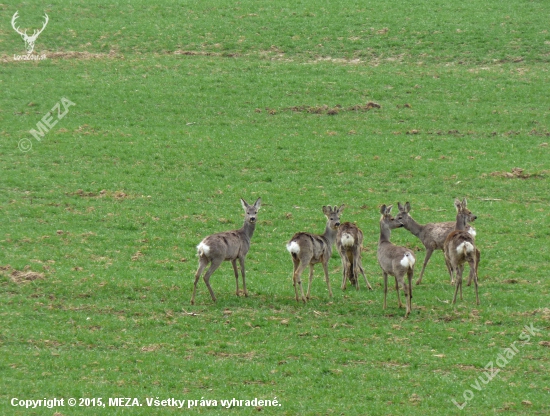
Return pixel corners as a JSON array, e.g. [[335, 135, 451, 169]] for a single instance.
[[12, 11, 49, 54]]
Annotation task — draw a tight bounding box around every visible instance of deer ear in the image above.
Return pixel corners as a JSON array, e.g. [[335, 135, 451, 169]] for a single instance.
[[387, 204, 393, 214], [454, 198, 462, 211], [253, 197, 261, 210], [337, 204, 345, 214], [380, 205, 386, 215], [405, 202, 411, 213], [241, 198, 249, 211], [397, 202, 404, 211], [462, 198, 467, 208]]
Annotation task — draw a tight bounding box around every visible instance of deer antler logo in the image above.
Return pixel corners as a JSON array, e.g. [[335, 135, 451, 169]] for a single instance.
[[11, 11, 49, 54]]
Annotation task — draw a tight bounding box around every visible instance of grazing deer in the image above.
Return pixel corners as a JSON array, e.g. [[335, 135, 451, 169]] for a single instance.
[[377, 205, 416, 318], [191, 197, 261, 305], [336, 222, 372, 291], [395, 201, 479, 285], [444, 198, 480, 305], [287, 205, 344, 303]]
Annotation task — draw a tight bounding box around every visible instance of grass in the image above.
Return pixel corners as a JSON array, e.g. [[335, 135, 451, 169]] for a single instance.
[[1, 0, 550, 414]]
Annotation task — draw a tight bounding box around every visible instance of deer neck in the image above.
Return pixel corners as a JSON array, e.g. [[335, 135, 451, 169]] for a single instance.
[[241, 220, 256, 240], [455, 213, 468, 231], [379, 222, 392, 244], [322, 222, 337, 247], [404, 215, 424, 237]]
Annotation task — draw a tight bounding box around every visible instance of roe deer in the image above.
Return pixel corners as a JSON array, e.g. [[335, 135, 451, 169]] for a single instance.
[[377, 204, 416, 318], [286, 205, 344, 303], [336, 222, 372, 291], [444, 198, 480, 305], [395, 201, 479, 285], [191, 197, 261, 305]]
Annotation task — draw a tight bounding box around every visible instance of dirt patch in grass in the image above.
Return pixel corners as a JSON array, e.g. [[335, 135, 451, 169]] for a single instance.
[[1, 265, 45, 283], [268, 101, 381, 115], [489, 167, 549, 179], [66, 189, 131, 199]]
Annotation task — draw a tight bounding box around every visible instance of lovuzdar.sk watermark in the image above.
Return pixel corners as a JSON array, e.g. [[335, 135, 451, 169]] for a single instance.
[[451, 323, 542, 410], [11, 11, 48, 61]]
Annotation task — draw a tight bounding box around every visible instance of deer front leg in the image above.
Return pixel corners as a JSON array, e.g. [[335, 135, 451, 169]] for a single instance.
[[238, 257, 248, 297], [231, 259, 240, 296], [383, 272, 388, 310], [416, 247, 434, 285]]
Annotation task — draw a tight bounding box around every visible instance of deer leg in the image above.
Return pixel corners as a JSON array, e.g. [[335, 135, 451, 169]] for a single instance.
[[473, 257, 480, 305], [451, 265, 460, 304], [395, 277, 403, 308], [405, 269, 413, 318], [351, 252, 359, 290], [191, 256, 209, 305], [306, 264, 315, 300], [357, 254, 372, 290], [467, 249, 480, 286], [238, 257, 248, 297], [340, 253, 349, 291], [322, 260, 333, 298], [293, 260, 308, 303], [291, 257, 300, 302], [202, 258, 224, 302], [416, 248, 434, 285], [383, 272, 388, 310], [458, 265, 464, 301], [231, 260, 240, 296]]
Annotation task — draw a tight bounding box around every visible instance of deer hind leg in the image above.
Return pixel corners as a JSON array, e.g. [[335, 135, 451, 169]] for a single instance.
[[395, 276, 403, 308], [355, 248, 372, 290], [292, 258, 308, 303], [467, 249, 480, 287], [238, 257, 248, 297], [416, 247, 434, 285], [202, 257, 224, 302], [405, 268, 413, 318], [321, 260, 333, 298], [451, 265, 462, 304], [340, 252, 349, 291], [473, 257, 480, 305], [191, 256, 209, 305]]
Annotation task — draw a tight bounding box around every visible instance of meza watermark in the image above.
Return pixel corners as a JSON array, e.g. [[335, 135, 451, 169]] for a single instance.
[[19, 97, 76, 152]]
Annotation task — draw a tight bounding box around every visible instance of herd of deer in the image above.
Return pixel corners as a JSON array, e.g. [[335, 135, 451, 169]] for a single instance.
[[190, 197, 480, 317]]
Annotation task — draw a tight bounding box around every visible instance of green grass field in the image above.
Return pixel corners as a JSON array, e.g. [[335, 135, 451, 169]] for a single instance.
[[1, 0, 549, 414]]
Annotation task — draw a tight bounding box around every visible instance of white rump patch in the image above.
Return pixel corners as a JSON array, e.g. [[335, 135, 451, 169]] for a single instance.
[[400, 252, 415, 268], [468, 227, 477, 238], [341, 233, 354, 248], [286, 241, 300, 254], [456, 242, 474, 254], [197, 241, 210, 257]]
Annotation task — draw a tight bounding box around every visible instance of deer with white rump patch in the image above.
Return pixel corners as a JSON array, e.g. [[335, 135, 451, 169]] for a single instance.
[[336, 222, 372, 291], [377, 204, 416, 318], [444, 198, 480, 305], [191, 197, 261, 305], [395, 201, 479, 286], [287, 205, 344, 303]]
